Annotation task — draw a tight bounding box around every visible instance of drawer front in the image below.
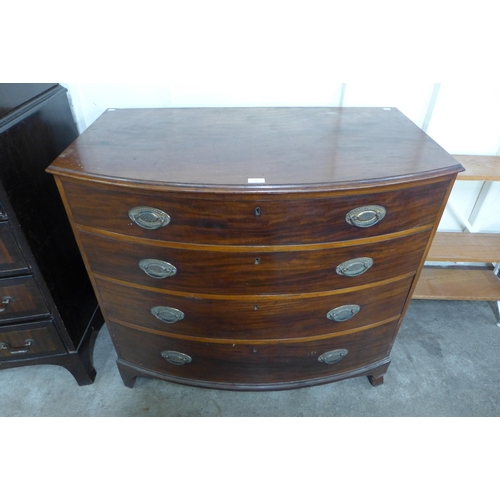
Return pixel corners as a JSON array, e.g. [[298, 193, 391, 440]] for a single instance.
[[0, 275, 50, 324], [62, 179, 449, 245], [0, 223, 29, 276], [97, 276, 412, 340], [83, 229, 430, 295], [0, 320, 65, 360], [0, 201, 7, 221], [109, 320, 397, 386]]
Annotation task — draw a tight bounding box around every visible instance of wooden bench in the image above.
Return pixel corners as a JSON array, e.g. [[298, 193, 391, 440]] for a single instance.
[[413, 155, 500, 325]]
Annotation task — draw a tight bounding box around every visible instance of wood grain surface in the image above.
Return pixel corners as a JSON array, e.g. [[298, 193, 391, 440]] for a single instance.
[[62, 178, 450, 245], [48, 107, 462, 187], [108, 319, 398, 386]]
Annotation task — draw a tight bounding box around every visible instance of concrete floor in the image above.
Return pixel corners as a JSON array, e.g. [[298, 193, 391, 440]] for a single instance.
[[1, 299, 499, 417]]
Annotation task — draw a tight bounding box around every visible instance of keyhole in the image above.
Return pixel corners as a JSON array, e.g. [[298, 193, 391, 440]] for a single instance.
[[254, 206, 261, 216], [254, 257, 260, 265], [254, 304, 258, 310]]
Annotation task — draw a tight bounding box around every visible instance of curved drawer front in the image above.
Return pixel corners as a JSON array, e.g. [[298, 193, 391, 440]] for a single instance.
[[0, 321, 65, 360], [82, 229, 429, 295], [96, 276, 412, 340], [0, 275, 50, 324], [63, 179, 449, 245], [108, 320, 397, 387]]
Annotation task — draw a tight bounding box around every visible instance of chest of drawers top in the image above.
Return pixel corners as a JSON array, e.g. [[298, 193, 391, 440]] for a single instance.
[[47, 107, 461, 189]]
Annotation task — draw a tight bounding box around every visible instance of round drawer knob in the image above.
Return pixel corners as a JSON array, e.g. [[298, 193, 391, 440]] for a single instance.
[[151, 306, 184, 323], [336, 257, 373, 277], [139, 259, 177, 279], [318, 349, 348, 365], [128, 206, 171, 230], [327, 304, 360, 322], [161, 350, 192, 365], [346, 205, 386, 228]]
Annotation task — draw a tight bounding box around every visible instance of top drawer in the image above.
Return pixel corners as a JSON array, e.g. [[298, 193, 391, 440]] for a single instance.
[[61, 179, 451, 245]]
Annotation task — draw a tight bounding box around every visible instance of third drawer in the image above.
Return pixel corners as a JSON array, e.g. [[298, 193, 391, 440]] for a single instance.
[[96, 275, 413, 340]]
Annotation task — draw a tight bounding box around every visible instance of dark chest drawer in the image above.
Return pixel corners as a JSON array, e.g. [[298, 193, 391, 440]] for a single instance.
[[108, 320, 397, 388], [96, 275, 412, 340], [0, 223, 29, 277], [0, 320, 65, 360], [62, 179, 450, 245], [82, 228, 430, 295], [0, 275, 50, 324]]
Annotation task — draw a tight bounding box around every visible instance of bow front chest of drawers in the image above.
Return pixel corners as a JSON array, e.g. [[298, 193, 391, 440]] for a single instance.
[[47, 107, 463, 390]]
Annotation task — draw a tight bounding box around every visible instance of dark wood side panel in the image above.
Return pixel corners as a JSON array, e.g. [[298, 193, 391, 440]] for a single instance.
[[82, 229, 430, 295], [108, 319, 398, 386], [62, 178, 450, 245], [96, 275, 411, 340]]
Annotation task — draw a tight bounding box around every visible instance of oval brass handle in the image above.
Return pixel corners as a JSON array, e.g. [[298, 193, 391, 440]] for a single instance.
[[336, 257, 373, 277], [327, 304, 360, 322], [161, 350, 192, 365], [318, 348, 348, 365], [346, 205, 386, 228], [139, 259, 177, 279], [0, 338, 35, 355], [151, 306, 184, 324], [128, 206, 171, 230], [0, 296, 14, 313]]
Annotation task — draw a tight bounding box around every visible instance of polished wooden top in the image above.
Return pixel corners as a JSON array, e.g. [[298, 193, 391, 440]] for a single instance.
[[48, 107, 463, 189]]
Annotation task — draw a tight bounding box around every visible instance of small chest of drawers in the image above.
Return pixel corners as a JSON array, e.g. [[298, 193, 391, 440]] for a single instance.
[[47, 107, 463, 390]]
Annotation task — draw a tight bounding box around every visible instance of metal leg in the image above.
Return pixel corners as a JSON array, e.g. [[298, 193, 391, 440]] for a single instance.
[[494, 264, 500, 328]]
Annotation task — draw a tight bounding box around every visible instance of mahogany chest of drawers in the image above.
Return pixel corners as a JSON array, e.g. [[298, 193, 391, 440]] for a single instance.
[[47, 107, 463, 390], [0, 84, 103, 385]]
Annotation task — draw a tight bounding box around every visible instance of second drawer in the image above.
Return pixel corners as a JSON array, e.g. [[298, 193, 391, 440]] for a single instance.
[[82, 229, 430, 294]]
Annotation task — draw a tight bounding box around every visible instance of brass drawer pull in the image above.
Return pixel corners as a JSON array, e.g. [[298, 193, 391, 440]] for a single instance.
[[151, 306, 184, 324], [161, 350, 192, 366], [327, 304, 360, 322], [0, 296, 14, 313], [318, 349, 348, 365], [128, 206, 171, 230], [0, 338, 35, 355], [139, 259, 177, 279], [346, 205, 386, 228], [336, 257, 373, 277]]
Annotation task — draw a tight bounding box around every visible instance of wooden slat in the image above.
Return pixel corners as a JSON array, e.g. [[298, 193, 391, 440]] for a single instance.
[[427, 232, 500, 262], [413, 268, 500, 301], [453, 155, 500, 181]]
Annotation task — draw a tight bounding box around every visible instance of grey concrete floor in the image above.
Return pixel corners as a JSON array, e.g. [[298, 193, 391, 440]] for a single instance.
[[1, 299, 499, 417]]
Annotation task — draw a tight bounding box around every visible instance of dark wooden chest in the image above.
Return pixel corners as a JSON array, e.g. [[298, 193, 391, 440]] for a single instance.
[[47, 107, 463, 389]]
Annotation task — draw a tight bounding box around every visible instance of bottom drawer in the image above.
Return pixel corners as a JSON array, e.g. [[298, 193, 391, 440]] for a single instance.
[[109, 320, 398, 387], [0, 321, 65, 360]]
